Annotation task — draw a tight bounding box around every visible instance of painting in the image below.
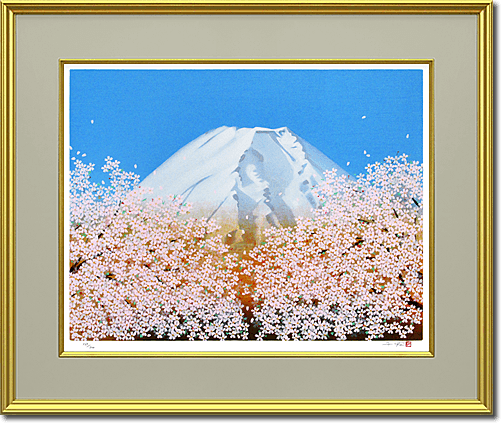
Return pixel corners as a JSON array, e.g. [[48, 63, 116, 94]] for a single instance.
[[63, 62, 431, 354]]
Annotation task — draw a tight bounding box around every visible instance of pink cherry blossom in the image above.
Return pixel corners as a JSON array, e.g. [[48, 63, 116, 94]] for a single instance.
[[240, 154, 423, 341], [69, 154, 423, 342], [69, 156, 248, 341]]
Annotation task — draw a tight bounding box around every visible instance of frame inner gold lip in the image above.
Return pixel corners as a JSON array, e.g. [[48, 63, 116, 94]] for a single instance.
[[59, 58, 434, 358]]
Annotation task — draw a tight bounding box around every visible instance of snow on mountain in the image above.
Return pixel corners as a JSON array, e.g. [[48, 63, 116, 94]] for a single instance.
[[140, 126, 349, 245]]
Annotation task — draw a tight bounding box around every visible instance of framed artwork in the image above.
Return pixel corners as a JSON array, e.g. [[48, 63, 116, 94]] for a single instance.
[[1, 0, 492, 415]]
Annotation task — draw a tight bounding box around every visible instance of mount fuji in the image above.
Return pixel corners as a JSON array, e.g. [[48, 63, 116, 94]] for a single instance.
[[140, 126, 348, 245]]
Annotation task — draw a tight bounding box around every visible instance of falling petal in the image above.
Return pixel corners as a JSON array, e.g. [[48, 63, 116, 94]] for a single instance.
[[362, 116, 366, 119], [406, 134, 410, 138], [134, 164, 137, 168], [82, 153, 86, 157], [347, 162, 350, 166], [90, 120, 94, 124], [364, 150, 367, 154]]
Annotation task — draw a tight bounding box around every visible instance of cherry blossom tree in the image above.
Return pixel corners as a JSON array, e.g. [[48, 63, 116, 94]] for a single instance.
[[69, 156, 248, 341], [69, 153, 424, 342], [242, 155, 424, 341]]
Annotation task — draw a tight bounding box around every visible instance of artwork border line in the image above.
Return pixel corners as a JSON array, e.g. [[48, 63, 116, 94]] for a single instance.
[[58, 58, 434, 358]]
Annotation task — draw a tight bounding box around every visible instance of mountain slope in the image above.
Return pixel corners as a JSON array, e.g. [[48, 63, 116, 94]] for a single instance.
[[140, 126, 348, 244]]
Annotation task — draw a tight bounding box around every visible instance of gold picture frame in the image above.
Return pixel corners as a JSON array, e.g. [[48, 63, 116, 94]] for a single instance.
[[1, 0, 492, 415]]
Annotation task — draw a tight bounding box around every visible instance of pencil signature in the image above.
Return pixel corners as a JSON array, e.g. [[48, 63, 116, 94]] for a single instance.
[[82, 342, 95, 349], [382, 341, 406, 348]]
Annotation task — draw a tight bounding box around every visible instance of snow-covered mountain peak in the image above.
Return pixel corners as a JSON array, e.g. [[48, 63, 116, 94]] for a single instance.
[[140, 126, 348, 245]]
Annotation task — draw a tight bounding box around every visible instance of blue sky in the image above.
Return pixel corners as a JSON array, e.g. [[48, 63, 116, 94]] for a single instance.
[[69, 68, 424, 180]]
